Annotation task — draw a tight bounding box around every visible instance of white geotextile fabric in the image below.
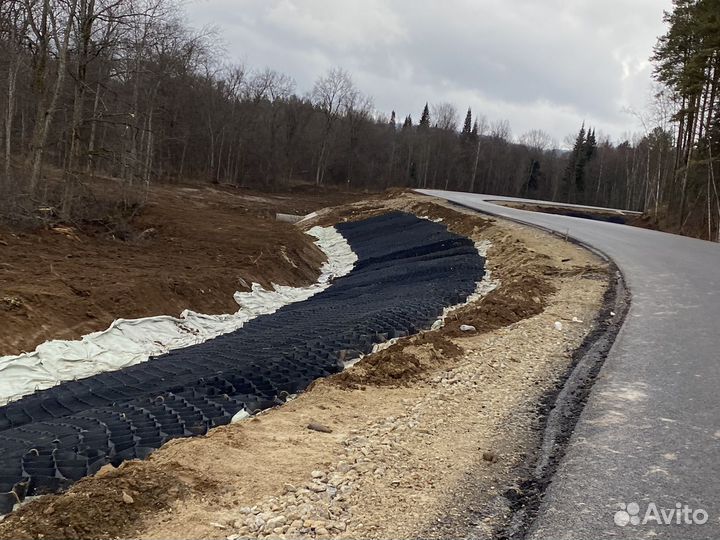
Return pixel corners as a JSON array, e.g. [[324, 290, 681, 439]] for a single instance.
[[343, 239, 498, 368], [430, 239, 498, 330], [0, 226, 357, 406]]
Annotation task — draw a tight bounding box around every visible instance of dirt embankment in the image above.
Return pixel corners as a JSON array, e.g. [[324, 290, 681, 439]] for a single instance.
[[0, 183, 362, 356], [0, 192, 610, 540], [496, 201, 665, 231]]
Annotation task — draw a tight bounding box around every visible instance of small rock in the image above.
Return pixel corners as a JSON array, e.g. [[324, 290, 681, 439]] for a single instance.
[[95, 463, 116, 478], [245, 518, 259, 532], [298, 502, 314, 516], [330, 520, 347, 532], [460, 324, 476, 332], [209, 522, 227, 529], [351, 436, 370, 447], [138, 227, 157, 240], [283, 483, 297, 493], [307, 422, 333, 433], [63, 527, 79, 540], [43, 505, 55, 515], [327, 473, 344, 487], [553, 321, 563, 331], [482, 451, 498, 463], [266, 515, 287, 530], [121, 491, 134, 504], [311, 470, 325, 479], [258, 511, 274, 522]]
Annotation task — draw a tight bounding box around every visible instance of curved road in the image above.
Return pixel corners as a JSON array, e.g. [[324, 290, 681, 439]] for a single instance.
[[418, 190, 720, 539]]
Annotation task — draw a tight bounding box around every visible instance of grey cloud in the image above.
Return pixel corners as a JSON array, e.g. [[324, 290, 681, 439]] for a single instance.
[[185, 0, 671, 141]]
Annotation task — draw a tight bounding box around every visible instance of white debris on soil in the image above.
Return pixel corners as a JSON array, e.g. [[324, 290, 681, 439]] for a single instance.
[[297, 211, 318, 224], [554, 321, 563, 331], [275, 213, 304, 224], [230, 409, 251, 424], [459, 324, 476, 332], [0, 226, 357, 406]]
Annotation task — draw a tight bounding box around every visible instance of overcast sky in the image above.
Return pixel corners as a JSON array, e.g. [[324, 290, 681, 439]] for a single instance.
[[184, 0, 672, 146]]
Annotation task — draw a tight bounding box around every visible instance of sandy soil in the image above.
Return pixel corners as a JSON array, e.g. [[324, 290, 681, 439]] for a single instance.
[[0, 193, 609, 540], [0, 182, 362, 356]]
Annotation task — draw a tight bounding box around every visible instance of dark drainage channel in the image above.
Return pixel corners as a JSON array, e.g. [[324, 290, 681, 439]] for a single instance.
[[0, 212, 485, 513]]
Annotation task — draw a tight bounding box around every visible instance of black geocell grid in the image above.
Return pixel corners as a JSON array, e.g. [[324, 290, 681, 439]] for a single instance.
[[0, 212, 486, 512]]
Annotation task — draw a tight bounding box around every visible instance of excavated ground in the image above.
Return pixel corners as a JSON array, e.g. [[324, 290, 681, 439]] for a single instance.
[[0, 192, 609, 540], [0, 182, 361, 356]]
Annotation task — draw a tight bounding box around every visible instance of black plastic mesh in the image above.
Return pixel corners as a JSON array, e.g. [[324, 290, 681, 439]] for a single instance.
[[0, 212, 485, 512]]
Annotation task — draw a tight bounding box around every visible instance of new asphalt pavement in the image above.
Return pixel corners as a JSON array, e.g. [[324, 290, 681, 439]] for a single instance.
[[419, 189, 720, 539]]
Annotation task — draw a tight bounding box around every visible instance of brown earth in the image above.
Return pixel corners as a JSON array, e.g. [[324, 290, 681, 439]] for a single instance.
[[0, 181, 363, 356], [0, 193, 610, 540], [497, 201, 660, 231]]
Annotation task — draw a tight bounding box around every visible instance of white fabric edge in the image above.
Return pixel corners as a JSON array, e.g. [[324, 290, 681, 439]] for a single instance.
[[341, 239, 498, 368], [0, 226, 357, 406]]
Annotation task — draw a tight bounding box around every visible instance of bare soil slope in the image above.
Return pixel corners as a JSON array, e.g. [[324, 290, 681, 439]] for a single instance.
[[0, 182, 360, 356]]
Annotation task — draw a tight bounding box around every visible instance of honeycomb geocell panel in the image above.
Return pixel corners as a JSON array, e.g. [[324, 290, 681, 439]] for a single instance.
[[0, 212, 486, 511]]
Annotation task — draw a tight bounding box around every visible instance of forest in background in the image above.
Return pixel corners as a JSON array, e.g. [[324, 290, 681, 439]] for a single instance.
[[0, 0, 718, 240]]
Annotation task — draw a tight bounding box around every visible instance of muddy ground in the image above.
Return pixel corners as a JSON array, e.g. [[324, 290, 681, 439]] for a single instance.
[[0, 181, 363, 356], [0, 192, 610, 539]]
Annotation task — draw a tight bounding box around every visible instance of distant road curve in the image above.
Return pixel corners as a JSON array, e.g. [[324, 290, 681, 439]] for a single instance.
[[418, 189, 720, 540]]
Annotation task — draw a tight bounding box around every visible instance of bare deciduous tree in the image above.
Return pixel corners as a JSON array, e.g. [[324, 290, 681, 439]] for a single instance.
[[310, 67, 357, 185]]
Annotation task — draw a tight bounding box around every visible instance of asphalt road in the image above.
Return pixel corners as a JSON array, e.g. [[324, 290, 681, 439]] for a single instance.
[[418, 190, 720, 539]]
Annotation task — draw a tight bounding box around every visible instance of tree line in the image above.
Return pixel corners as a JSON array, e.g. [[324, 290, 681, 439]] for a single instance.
[[651, 0, 720, 240], [0, 0, 717, 240]]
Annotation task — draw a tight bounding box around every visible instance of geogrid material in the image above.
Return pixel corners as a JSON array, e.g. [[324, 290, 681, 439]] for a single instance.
[[0, 212, 485, 513]]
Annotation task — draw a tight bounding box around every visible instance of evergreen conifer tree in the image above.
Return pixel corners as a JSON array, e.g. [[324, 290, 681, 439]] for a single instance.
[[419, 103, 431, 129], [461, 107, 473, 139]]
